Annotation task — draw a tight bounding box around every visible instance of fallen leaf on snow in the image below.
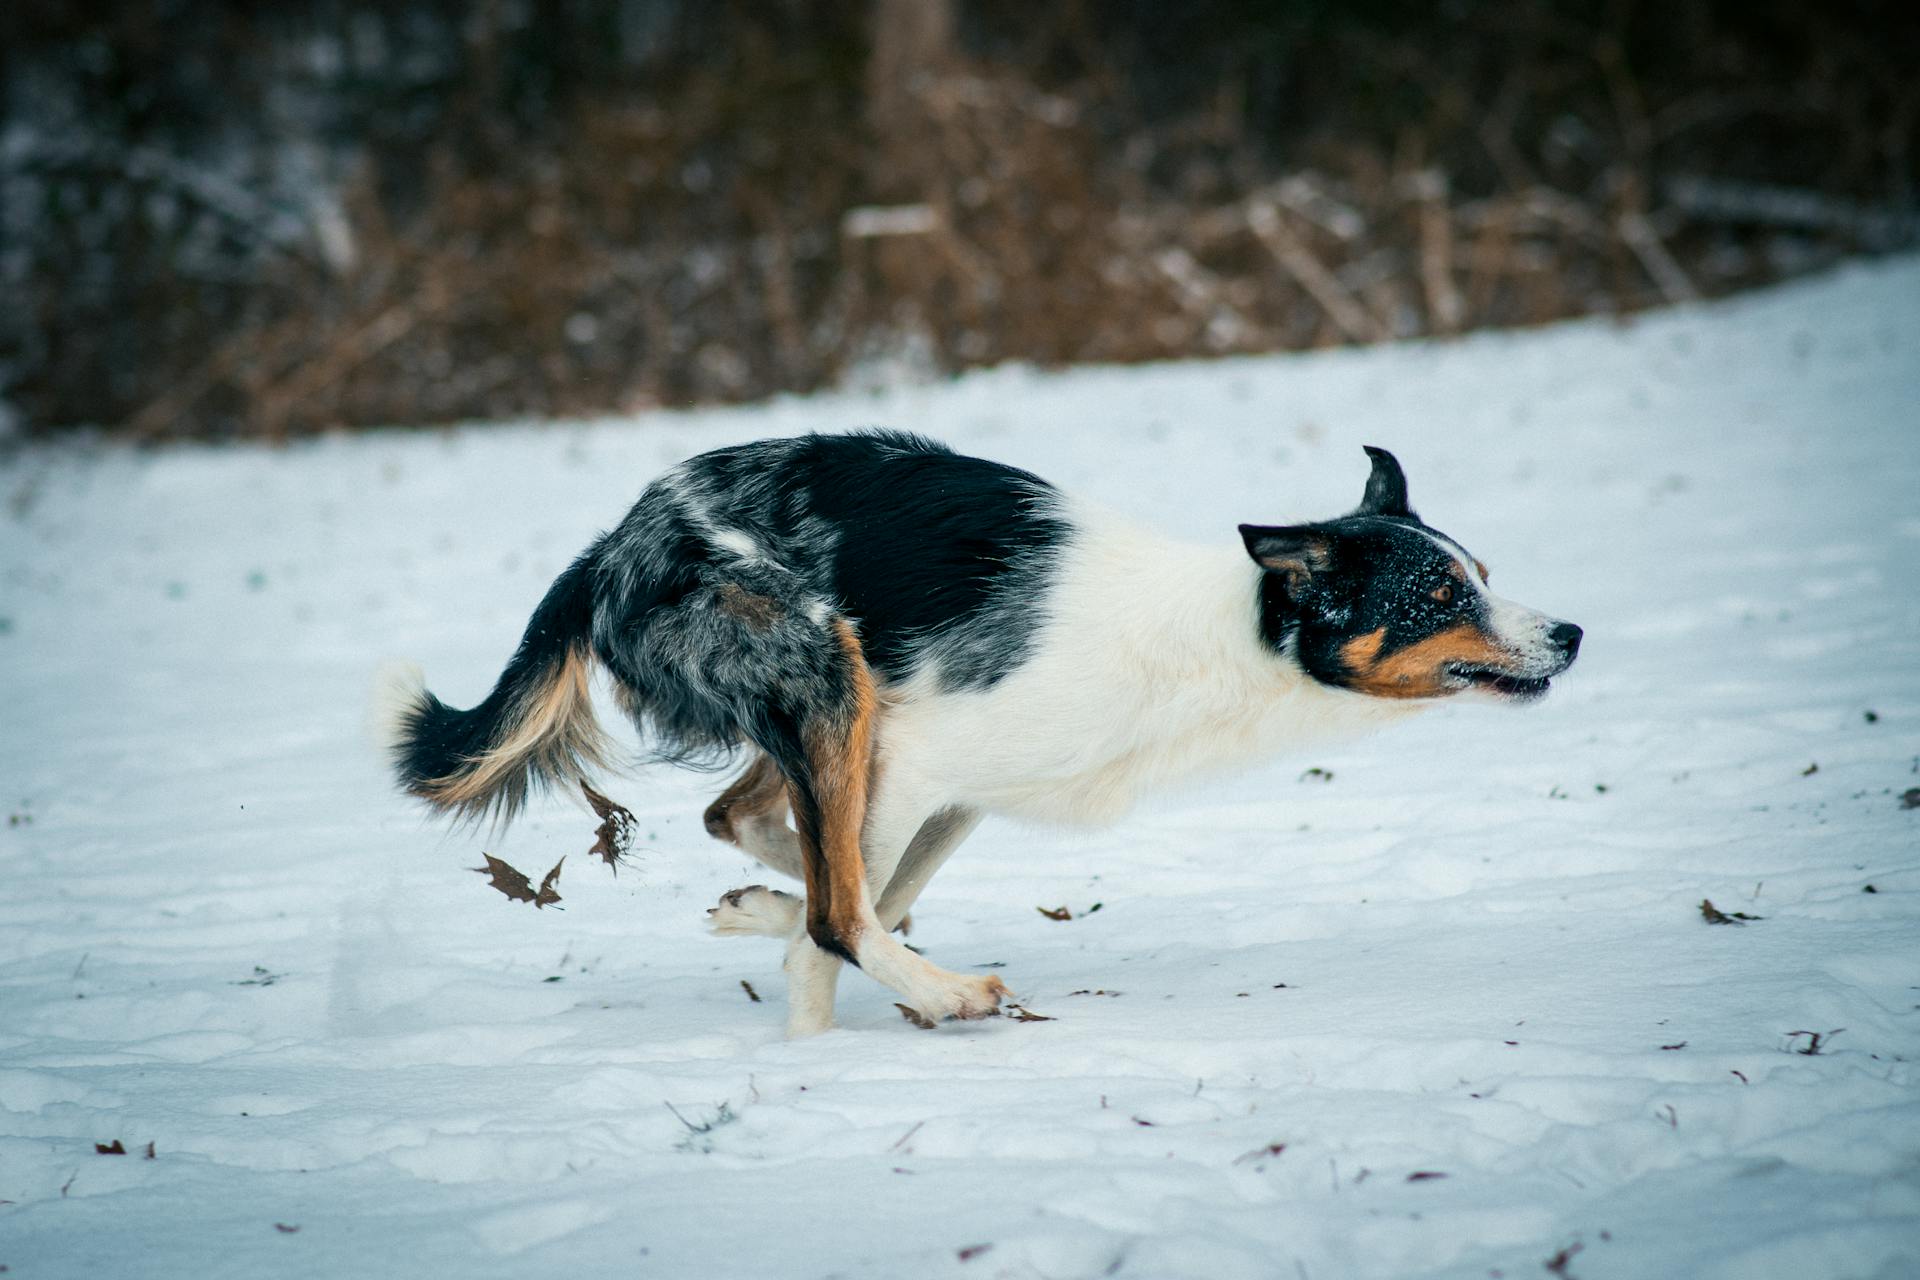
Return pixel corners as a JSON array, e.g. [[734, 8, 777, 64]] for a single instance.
[[1700, 898, 1761, 924], [582, 781, 637, 872], [473, 854, 563, 908], [1005, 1004, 1054, 1022], [1233, 1143, 1287, 1164], [1544, 1240, 1584, 1277]]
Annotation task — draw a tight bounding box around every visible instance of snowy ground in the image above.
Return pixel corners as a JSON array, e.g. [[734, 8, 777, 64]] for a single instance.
[[3, 258, 1918, 1280]]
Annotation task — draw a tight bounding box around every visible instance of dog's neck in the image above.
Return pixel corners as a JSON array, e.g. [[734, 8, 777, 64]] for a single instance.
[[1054, 501, 1420, 770]]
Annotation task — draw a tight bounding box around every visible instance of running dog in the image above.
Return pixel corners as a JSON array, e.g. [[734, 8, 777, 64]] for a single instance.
[[385, 432, 1581, 1035]]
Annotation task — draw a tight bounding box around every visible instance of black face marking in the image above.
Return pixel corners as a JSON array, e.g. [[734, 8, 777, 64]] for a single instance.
[[1251, 517, 1488, 691]]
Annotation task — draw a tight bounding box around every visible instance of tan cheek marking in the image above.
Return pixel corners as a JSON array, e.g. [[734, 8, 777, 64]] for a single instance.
[[1344, 623, 1513, 699], [1340, 628, 1387, 671], [1473, 559, 1489, 583]]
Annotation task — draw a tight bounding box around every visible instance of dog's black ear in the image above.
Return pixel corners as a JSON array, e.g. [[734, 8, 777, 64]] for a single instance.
[[1240, 524, 1333, 597], [1356, 445, 1416, 520]]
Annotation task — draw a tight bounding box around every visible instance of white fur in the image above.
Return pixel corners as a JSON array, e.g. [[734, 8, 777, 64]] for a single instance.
[[874, 500, 1420, 826], [707, 885, 801, 937], [714, 501, 1459, 1036], [711, 526, 766, 564], [1419, 528, 1569, 686], [782, 932, 843, 1037], [1479, 590, 1566, 674], [734, 501, 1422, 1036], [367, 659, 427, 756]]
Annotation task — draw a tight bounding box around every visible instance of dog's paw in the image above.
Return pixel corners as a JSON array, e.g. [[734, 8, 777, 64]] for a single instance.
[[706, 884, 801, 938], [948, 974, 1010, 1021], [905, 973, 1009, 1025]]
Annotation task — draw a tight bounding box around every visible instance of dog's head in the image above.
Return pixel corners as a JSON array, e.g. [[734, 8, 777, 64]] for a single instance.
[[1241, 447, 1581, 702]]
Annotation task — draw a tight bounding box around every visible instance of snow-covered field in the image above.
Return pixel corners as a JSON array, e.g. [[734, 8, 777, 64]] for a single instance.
[[4, 258, 1918, 1280]]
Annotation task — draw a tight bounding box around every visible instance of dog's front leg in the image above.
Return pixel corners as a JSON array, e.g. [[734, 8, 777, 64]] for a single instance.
[[874, 805, 982, 931], [844, 783, 1006, 1025], [782, 932, 843, 1038]]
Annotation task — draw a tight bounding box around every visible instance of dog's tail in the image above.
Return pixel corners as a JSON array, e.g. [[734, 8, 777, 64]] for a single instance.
[[379, 551, 612, 825]]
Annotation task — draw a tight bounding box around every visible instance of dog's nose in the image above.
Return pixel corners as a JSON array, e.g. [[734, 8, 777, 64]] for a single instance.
[[1549, 621, 1583, 659]]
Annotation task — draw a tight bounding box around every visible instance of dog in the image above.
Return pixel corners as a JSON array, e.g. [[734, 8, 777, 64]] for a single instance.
[[385, 432, 1580, 1036]]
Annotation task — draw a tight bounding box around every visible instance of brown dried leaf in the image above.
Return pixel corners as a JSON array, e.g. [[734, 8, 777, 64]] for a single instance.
[[1699, 898, 1760, 925], [957, 1244, 992, 1262], [740, 979, 761, 1003], [1036, 905, 1072, 921], [582, 781, 637, 872], [1406, 1170, 1448, 1181], [474, 853, 536, 903], [1544, 1241, 1584, 1277], [1005, 1004, 1054, 1023], [1233, 1142, 1287, 1164], [1900, 787, 1920, 810], [94, 1140, 126, 1155], [1785, 1028, 1843, 1055], [535, 858, 563, 907], [473, 854, 563, 908]]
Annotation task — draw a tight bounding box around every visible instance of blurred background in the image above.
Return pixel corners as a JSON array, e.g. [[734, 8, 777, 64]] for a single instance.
[[4, 0, 1915, 441]]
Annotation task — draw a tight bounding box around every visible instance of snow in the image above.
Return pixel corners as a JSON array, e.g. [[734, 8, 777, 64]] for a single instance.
[[4, 258, 1919, 1279]]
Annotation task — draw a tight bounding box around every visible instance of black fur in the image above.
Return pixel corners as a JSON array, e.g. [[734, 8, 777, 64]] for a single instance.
[[395, 432, 1068, 811], [799, 433, 1066, 686], [1243, 446, 1486, 688], [585, 430, 1065, 763]]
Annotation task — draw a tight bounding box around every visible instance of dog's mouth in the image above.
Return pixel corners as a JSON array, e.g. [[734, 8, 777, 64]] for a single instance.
[[1446, 664, 1553, 701]]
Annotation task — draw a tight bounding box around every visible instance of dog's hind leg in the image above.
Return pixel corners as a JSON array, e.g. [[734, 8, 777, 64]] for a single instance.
[[707, 883, 803, 937], [761, 620, 1006, 1030], [703, 751, 805, 881], [708, 804, 975, 942]]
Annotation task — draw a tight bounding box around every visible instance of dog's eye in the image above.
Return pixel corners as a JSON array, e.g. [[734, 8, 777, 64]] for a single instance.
[[1431, 583, 1454, 604]]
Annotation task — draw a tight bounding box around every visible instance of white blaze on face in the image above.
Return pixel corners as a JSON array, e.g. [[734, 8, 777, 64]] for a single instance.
[[1420, 529, 1572, 678]]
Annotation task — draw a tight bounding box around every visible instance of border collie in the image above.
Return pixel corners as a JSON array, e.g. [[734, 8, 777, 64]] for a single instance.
[[386, 432, 1580, 1036]]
